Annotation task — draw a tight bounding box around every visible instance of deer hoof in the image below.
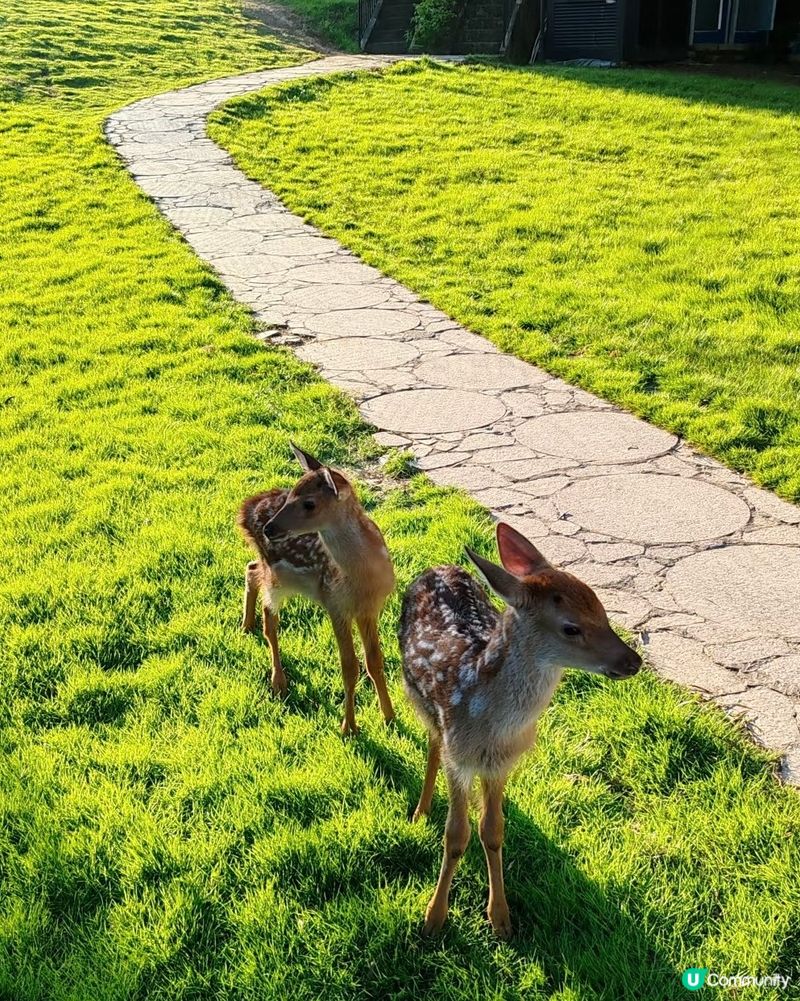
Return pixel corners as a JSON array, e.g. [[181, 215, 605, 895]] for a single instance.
[[271, 674, 288, 698], [411, 806, 429, 824], [488, 907, 513, 940], [423, 903, 447, 935], [340, 718, 359, 737]]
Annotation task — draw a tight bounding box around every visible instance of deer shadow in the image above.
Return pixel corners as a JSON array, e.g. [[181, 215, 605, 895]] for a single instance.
[[353, 732, 686, 1001]]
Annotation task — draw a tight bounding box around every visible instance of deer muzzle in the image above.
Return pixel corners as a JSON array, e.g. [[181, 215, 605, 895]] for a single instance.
[[604, 646, 642, 680], [263, 513, 289, 541]]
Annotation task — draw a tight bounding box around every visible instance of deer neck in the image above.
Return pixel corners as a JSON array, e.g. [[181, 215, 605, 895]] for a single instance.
[[485, 607, 565, 727], [318, 503, 392, 589]]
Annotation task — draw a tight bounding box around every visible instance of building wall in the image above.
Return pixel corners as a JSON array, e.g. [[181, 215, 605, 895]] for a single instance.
[[545, 0, 624, 62]]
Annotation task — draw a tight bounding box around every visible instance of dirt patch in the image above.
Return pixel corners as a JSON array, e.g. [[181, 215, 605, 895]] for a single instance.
[[244, 0, 335, 54]]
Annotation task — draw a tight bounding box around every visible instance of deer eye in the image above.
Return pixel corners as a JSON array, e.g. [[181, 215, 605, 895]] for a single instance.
[[563, 624, 582, 638], [302, 499, 316, 512]]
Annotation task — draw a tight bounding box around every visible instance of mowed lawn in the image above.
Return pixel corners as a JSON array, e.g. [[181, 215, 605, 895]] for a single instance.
[[2, 6, 800, 1000], [210, 60, 800, 501]]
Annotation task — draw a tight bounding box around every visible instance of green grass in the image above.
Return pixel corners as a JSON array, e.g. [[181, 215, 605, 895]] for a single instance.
[[0, 0, 311, 105], [209, 60, 800, 501], [2, 7, 800, 999]]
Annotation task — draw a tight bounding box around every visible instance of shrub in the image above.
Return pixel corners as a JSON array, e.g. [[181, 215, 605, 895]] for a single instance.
[[410, 0, 460, 50]]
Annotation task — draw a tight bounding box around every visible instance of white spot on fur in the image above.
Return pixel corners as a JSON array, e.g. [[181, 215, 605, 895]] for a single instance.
[[469, 691, 488, 717], [459, 665, 477, 688]]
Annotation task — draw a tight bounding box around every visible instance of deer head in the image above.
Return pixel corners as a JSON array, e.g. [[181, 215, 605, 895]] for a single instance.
[[466, 522, 641, 680], [262, 443, 355, 541]]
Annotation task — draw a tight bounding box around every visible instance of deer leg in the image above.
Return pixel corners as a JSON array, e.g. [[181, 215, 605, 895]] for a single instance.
[[479, 776, 511, 939], [357, 615, 394, 724], [424, 770, 470, 934], [241, 561, 260, 633], [332, 617, 360, 736], [412, 732, 441, 823], [262, 604, 287, 698]]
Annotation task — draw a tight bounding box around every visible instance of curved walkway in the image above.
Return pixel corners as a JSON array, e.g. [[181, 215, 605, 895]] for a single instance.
[[105, 54, 800, 783]]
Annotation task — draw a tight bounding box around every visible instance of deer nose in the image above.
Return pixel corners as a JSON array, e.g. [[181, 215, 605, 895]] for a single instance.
[[263, 519, 283, 540], [607, 647, 642, 680]]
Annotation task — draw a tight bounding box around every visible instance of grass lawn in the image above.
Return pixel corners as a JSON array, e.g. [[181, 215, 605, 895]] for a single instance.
[[2, 7, 800, 1000], [209, 60, 800, 502]]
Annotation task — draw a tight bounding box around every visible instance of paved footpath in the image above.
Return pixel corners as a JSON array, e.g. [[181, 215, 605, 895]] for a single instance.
[[106, 55, 800, 783]]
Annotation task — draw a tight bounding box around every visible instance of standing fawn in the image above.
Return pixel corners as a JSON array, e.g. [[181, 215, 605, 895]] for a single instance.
[[400, 522, 641, 938], [238, 443, 396, 735]]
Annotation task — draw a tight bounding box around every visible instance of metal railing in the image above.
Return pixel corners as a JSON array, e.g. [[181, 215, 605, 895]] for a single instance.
[[502, 0, 517, 40], [358, 0, 384, 48]]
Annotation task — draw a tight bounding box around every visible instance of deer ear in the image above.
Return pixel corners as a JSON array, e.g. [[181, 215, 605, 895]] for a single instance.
[[290, 441, 323, 472], [496, 522, 552, 577], [465, 547, 526, 607], [321, 467, 339, 497], [329, 468, 351, 494]]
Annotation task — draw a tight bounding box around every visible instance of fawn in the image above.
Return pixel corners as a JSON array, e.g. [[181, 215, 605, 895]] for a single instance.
[[238, 443, 396, 734], [400, 521, 640, 938]]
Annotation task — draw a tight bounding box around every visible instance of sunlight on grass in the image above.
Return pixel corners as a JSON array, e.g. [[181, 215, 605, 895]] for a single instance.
[[1, 8, 800, 1000], [210, 60, 800, 501], [0, 0, 308, 107]]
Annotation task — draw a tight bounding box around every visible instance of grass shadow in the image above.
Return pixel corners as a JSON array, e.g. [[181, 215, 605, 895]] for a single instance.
[[353, 735, 685, 1000], [463, 57, 800, 116]]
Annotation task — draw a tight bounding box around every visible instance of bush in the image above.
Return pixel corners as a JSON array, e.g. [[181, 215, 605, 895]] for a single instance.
[[410, 0, 460, 50]]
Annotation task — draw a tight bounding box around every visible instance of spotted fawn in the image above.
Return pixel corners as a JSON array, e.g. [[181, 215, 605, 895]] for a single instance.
[[238, 443, 395, 734], [400, 522, 640, 937]]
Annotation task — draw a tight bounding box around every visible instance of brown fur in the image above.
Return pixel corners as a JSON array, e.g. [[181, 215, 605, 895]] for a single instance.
[[400, 522, 640, 937], [238, 446, 396, 733]]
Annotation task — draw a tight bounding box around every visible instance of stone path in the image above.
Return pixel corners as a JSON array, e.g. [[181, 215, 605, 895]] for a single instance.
[[106, 55, 800, 784]]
